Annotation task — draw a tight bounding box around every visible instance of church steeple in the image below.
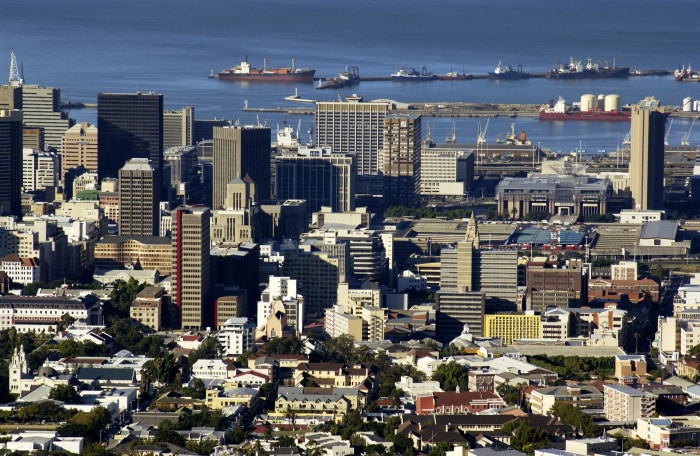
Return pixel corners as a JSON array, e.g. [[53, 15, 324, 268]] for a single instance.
[[465, 211, 479, 248]]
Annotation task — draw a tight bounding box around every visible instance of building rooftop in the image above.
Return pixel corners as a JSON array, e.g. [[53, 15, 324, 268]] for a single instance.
[[121, 158, 155, 172], [640, 220, 679, 240]]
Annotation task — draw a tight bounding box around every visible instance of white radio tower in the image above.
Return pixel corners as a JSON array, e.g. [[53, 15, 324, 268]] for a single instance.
[[9, 52, 23, 87]]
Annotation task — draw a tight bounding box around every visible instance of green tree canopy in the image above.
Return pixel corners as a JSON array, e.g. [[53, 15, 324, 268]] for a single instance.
[[431, 361, 469, 391], [49, 385, 83, 404]]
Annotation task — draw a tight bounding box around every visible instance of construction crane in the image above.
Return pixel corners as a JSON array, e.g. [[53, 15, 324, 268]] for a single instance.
[[664, 118, 674, 146], [682, 118, 696, 147]]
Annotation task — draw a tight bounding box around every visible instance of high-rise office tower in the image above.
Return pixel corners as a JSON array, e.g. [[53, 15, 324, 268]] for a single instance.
[[0, 85, 21, 111], [0, 110, 22, 216], [118, 158, 160, 236], [275, 146, 355, 214], [20, 84, 73, 149], [163, 106, 194, 149], [97, 92, 163, 186], [381, 113, 421, 207], [22, 149, 59, 192], [61, 122, 98, 181], [172, 206, 211, 329], [213, 125, 271, 208], [630, 103, 667, 210], [316, 96, 389, 176]]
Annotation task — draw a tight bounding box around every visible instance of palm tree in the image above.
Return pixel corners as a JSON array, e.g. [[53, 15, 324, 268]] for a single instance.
[[634, 331, 641, 354]]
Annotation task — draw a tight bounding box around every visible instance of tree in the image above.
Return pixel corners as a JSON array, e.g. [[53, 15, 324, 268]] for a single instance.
[[551, 403, 601, 438], [392, 434, 415, 456], [649, 264, 668, 281], [145, 352, 179, 385], [432, 361, 469, 391], [524, 210, 550, 222], [155, 419, 186, 446], [260, 336, 303, 356], [322, 335, 356, 363], [57, 313, 77, 332], [49, 385, 83, 404], [502, 419, 552, 454], [428, 442, 454, 456], [58, 406, 111, 443], [225, 425, 252, 444]]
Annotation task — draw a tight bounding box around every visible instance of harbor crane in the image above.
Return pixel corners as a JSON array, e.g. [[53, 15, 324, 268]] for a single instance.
[[682, 118, 696, 147], [477, 117, 490, 145], [664, 118, 674, 146]]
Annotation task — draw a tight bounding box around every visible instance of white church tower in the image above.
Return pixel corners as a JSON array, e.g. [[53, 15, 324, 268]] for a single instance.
[[9, 345, 28, 395]]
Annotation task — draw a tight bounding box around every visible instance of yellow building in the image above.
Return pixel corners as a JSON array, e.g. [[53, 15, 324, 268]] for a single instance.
[[484, 313, 541, 345], [94, 235, 173, 275], [205, 388, 260, 411], [61, 122, 98, 181], [273, 386, 361, 422]]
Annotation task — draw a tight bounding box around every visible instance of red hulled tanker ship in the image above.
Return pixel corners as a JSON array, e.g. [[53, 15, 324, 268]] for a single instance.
[[539, 96, 631, 121]]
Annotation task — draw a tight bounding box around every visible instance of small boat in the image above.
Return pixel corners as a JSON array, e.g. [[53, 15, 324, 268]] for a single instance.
[[438, 68, 472, 80]]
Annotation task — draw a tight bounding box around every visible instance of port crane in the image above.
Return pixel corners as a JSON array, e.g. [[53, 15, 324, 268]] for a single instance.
[[445, 122, 456, 144], [664, 118, 674, 146], [682, 118, 696, 147], [477, 117, 490, 145]]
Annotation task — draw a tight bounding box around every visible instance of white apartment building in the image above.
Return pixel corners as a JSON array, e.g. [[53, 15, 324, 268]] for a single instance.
[[191, 359, 230, 380], [0, 296, 101, 333], [394, 376, 443, 398], [419, 149, 472, 196], [72, 172, 99, 195], [611, 261, 638, 281], [603, 384, 655, 422], [618, 209, 666, 224], [675, 285, 700, 313], [0, 254, 40, 285], [217, 317, 255, 356], [397, 269, 428, 292]]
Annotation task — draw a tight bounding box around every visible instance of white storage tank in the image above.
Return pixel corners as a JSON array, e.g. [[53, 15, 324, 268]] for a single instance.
[[694, 100, 700, 112], [581, 94, 596, 112], [604, 94, 622, 112], [683, 97, 693, 112], [597, 94, 605, 109]]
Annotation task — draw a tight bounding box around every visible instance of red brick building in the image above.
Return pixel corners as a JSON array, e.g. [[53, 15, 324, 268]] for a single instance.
[[416, 391, 506, 415]]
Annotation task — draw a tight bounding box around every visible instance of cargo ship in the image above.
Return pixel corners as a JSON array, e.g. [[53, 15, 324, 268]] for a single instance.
[[539, 96, 631, 121], [215, 58, 315, 82], [391, 64, 436, 81], [675, 64, 700, 82], [488, 61, 529, 80], [545, 57, 629, 79], [317, 66, 359, 90]]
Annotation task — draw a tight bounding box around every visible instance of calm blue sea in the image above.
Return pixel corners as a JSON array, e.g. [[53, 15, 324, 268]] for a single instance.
[[4, 0, 700, 152]]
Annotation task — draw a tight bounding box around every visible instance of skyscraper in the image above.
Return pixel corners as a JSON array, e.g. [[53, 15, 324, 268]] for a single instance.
[[275, 146, 355, 214], [630, 103, 667, 210], [381, 113, 421, 207], [20, 84, 73, 149], [97, 92, 163, 186], [119, 158, 160, 236], [0, 110, 22, 216], [61, 122, 98, 181], [163, 106, 194, 149], [213, 125, 271, 208], [172, 206, 211, 329], [315, 97, 389, 176]]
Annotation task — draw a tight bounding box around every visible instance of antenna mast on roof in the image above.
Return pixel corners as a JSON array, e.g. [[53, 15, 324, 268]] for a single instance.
[[9, 52, 22, 87]]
